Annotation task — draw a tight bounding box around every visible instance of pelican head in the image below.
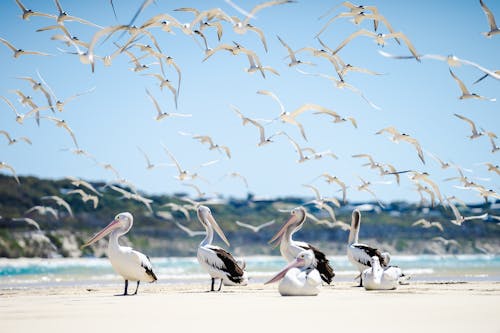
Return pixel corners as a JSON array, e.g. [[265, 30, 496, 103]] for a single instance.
[[81, 212, 133, 248], [197, 205, 230, 246], [265, 250, 314, 284], [269, 207, 307, 247]]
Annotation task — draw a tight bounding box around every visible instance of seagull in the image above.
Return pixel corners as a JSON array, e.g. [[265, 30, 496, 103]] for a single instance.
[[432, 236, 460, 247], [16, 76, 55, 112], [446, 198, 488, 226], [42, 116, 79, 148], [296, 68, 381, 110], [223, 172, 249, 189], [108, 185, 153, 213], [356, 176, 385, 208], [379, 51, 500, 80], [54, 0, 102, 28], [15, 0, 56, 20], [449, 69, 496, 101], [25, 205, 59, 220], [0, 37, 50, 58], [192, 135, 231, 158], [203, 42, 262, 67], [41, 195, 73, 217], [230, 104, 276, 146], [183, 183, 206, 198], [426, 151, 451, 169], [244, 54, 279, 77], [67, 189, 99, 209], [454, 114, 484, 139], [162, 202, 191, 220], [162, 145, 190, 181], [66, 176, 101, 196], [319, 1, 381, 29], [145, 89, 190, 121], [51, 87, 95, 113], [0, 130, 32, 146], [1, 95, 32, 124], [479, 0, 500, 37], [0, 161, 20, 184], [331, 29, 419, 60], [175, 221, 206, 237], [143, 74, 179, 108], [235, 219, 276, 233], [318, 173, 348, 204], [137, 147, 167, 170], [277, 35, 315, 67], [281, 132, 310, 163], [376, 126, 425, 164], [483, 130, 500, 153], [414, 183, 436, 207], [412, 218, 444, 232], [303, 184, 340, 208], [482, 163, 500, 175], [410, 172, 443, 205], [317, 11, 400, 40], [11, 217, 41, 230]]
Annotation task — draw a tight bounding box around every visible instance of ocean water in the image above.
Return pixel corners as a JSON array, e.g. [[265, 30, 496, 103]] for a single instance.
[[0, 255, 499, 289]]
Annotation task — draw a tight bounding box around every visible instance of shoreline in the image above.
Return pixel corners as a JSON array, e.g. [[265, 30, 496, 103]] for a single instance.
[[1, 282, 499, 333]]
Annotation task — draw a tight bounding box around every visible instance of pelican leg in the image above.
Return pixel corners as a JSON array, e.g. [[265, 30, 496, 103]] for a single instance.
[[123, 280, 129, 295], [133, 281, 140, 295], [217, 279, 223, 291], [210, 278, 215, 292], [359, 276, 363, 287]]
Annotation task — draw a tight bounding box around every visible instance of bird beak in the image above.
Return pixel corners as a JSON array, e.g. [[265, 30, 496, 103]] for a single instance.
[[268, 214, 298, 247], [81, 219, 120, 249], [264, 257, 305, 285], [206, 213, 230, 247]]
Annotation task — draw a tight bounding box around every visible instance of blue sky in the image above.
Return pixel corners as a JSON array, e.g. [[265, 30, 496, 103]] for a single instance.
[[0, 0, 498, 204]]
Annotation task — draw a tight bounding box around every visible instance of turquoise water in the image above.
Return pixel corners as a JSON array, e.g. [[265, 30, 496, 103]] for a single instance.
[[0, 255, 499, 289]]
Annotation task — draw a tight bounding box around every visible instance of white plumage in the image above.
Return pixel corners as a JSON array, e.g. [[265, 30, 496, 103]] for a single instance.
[[196, 205, 248, 291], [362, 256, 405, 290], [82, 212, 157, 295], [266, 250, 322, 296]]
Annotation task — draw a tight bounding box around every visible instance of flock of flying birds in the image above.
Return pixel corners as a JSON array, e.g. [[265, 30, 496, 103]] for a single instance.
[[0, 0, 499, 251]]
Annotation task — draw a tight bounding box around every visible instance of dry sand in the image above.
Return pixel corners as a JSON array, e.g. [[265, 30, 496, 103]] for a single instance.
[[1, 281, 499, 333]]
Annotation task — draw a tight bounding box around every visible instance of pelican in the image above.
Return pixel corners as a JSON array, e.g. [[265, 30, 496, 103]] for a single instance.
[[265, 250, 322, 296], [347, 209, 390, 286], [269, 207, 335, 284], [81, 212, 157, 295], [362, 256, 405, 290], [196, 206, 248, 291]]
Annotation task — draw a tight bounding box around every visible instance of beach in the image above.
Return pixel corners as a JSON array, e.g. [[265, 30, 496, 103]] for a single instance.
[[1, 281, 499, 333]]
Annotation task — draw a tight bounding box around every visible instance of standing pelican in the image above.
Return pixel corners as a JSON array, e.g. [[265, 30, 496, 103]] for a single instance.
[[269, 207, 335, 284], [347, 209, 390, 286], [81, 212, 157, 295], [265, 250, 321, 296], [362, 256, 405, 290], [196, 205, 248, 291]]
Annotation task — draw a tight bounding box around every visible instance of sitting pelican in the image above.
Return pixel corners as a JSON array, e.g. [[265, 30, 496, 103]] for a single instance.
[[269, 207, 335, 284], [347, 209, 390, 286], [265, 249, 322, 296], [81, 212, 157, 295], [196, 205, 248, 291], [362, 256, 405, 290]]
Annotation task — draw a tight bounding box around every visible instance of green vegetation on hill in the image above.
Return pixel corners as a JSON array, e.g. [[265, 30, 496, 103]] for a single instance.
[[0, 175, 498, 258]]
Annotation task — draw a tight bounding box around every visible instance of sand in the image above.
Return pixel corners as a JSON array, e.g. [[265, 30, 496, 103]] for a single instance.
[[1, 281, 499, 333]]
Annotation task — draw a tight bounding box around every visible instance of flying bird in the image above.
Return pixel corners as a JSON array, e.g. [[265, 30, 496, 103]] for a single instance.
[[412, 219, 444, 232], [235, 219, 276, 233], [0, 161, 20, 184], [0, 37, 50, 58], [41, 195, 73, 217], [449, 69, 496, 101], [479, 0, 500, 37]]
